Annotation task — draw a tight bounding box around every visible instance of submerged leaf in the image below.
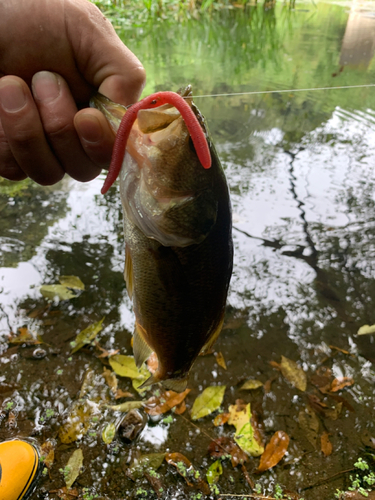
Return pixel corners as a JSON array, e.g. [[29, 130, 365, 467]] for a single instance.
[[280, 355, 307, 391], [128, 453, 166, 480], [59, 400, 98, 444], [102, 422, 116, 444], [191, 386, 226, 420], [215, 352, 227, 370], [145, 389, 190, 416], [206, 460, 223, 484], [65, 449, 83, 489], [240, 379, 263, 390], [228, 402, 264, 457], [109, 354, 146, 379], [357, 324, 375, 336], [8, 327, 42, 345], [298, 407, 319, 448], [40, 440, 55, 469], [106, 400, 144, 412], [58, 276, 85, 290], [321, 431, 333, 457], [213, 412, 230, 426], [330, 377, 354, 392], [40, 284, 77, 300], [71, 318, 105, 354], [257, 431, 290, 472], [208, 436, 247, 467], [165, 453, 210, 494]]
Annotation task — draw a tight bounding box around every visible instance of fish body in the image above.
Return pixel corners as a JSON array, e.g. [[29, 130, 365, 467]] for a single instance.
[[91, 87, 233, 391]]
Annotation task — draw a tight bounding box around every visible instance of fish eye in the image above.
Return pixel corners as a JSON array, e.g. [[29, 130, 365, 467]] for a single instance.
[[150, 99, 157, 105]]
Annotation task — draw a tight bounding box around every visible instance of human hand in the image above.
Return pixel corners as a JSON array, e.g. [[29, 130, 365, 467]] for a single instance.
[[0, 0, 145, 185]]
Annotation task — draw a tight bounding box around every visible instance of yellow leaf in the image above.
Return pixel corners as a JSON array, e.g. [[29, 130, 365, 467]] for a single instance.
[[357, 324, 375, 336], [58, 276, 85, 290], [71, 318, 105, 354], [240, 379, 263, 390], [109, 354, 145, 379], [228, 402, 264, 457], [65, 449, 83, 489], [280, 355, 307, 391], [191, 386, 226, 420]]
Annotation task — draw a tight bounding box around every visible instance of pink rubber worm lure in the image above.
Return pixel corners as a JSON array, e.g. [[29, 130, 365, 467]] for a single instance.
[[101, 91, 212, 194]]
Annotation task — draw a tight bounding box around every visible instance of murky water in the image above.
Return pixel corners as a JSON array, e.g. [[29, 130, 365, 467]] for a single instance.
[[1, 2, 375, 499]]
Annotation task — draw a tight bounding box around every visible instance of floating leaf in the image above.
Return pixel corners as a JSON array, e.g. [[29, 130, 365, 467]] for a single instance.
[[71, 318, 105, 354], [40, 284, 77, 300], [206, 460, 223, 484], [58, 276, 85, 290], [109, 354, 146, 379], [128, 453, 166, 479], [145, 389, 190, 416], [280, 355, 307, 391], [298, 407, 319, 448], [215, 352, 227, 370], [257, 431, 290, 472], [228, 402, 264, 457], [102, 422, 116, 444], [106, 400, 144, 412], [240, 379, 263, 390], [208, 436, 247, 467], [213, 412, 230, 426], [65, 449, 83, 489], [191, 385, 226, 420], [330, 377, 354, 392], [357, 324, 375, 336], [321, 432, 333, 457], [40, 440, 55, 469]]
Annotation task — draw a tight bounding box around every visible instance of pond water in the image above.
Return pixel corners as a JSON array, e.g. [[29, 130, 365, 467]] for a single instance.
[[1, 1, 375, 499]]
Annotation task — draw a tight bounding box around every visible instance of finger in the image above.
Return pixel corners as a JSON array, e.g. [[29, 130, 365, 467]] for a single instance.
[[67, 0, 146, 106], [32, 71, 102, 182], [74, 108, 116, 169], [0, 76, 64, 185], [0, 120, 27, 181]]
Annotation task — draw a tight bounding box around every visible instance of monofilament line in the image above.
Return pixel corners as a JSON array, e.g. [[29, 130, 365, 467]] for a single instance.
[[192, 83, 375, 98]]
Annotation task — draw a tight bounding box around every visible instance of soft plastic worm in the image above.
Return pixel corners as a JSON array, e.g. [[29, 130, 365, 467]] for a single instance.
[[101, 91, 212, 194]]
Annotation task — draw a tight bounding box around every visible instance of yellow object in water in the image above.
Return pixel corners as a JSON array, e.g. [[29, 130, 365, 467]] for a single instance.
[[0, 440, 40, 500]]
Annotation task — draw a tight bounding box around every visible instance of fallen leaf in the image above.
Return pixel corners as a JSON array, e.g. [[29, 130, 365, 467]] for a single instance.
[[59, 400, 98, 444], [342, 491, 375, 499], [206, 460, 223, 484], [269, 360, 281, 370], [115, 389, 134, 399], [106, 400, 144, 412], [71, 318, 105, 354], [280, 355, 307, 391], [257, 431, 290, 472], [208, 436, 247, 467], [357, 324, 375, 336], [191, 386, 226, 420], [58, 276, 85, 290], [144, 470, 164, 498], [174, 400, 187, 415], [215, 352, 227, 370], [228, 402, 264, 457], [65, 449, 83, 490], [40, 284, 78, 301], [145, 389, 190, 416], [310, 373, 331, 394], [324, 402, 343, 420], [40, 440, 55, 469], [329, 345, 350, 355], [8, 327, 42, 345], [109, 354, 145, 379], [213, 412, 230, 426], [49, 487, 79, 500], [321, 432, 333, 456], [102, 422, 116, 444], [240, 379, 263, 390], [165, 453, 210, 494], [330, 377, 354, 392], [298, 407, 319, 448], [263, 377, 277, 394], [103, 367, 118, 394]]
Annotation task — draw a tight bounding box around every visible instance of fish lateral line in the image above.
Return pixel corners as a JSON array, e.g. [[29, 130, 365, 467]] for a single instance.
[[101, 91, 212, 195]]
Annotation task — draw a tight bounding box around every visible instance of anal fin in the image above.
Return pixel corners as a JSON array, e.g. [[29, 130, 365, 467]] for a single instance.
[[133, 322, 153, 368]]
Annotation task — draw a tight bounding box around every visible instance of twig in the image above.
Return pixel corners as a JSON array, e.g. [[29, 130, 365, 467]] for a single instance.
[[219, 494, 274, 499], [301, 467, 355, 491]]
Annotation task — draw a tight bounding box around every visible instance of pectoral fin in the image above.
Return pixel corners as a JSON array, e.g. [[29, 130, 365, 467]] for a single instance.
[[133, 321, 153, 368], [124, 244, 133, 300]]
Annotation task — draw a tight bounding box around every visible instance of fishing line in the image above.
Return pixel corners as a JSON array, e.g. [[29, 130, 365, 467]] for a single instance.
[[190, 83, 375, 98]]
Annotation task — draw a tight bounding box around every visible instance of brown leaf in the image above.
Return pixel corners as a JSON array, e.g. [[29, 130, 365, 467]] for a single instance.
[[320, 432, 333, 457], [329, 345, 350, 355], [145, 389, 190, 416], [298, 407, 320, 448], [310, 373, 331, 394], [40, 440, 55, 468], [49, 488, 79, 499], [174, 400, 187, 415], [307, 394, 329, 416], [208, 436, 247, 467], [95, 343, 120, 358], [269, 360, 281, 370], [342, 492, 375, 499], [147, 352, 158, 374], [145, 471, 164, 498], [257, 431, 290, 472], [103, 367, 118, 394], [215, 351, 227, 370], [263, 376, 277, 394], [329, 394, 354, 412], [8, 327, 42, 345], [330, 377, 354, 392], [115, 389, 134, 399], [165, 453, 209, 495], [280, 355, 307, 391], [213, 412, 230, 426], [324, 402, 342, 420]]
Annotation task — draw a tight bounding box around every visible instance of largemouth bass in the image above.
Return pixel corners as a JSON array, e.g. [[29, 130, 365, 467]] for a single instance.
[[91, 86, 233, 392]]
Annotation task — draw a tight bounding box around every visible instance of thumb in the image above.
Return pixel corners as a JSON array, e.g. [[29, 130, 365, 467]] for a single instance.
[[68, 0, 146, 106]]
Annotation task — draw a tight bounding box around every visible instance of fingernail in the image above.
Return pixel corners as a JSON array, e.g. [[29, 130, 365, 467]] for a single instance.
[[32, 71, 61, 102], [0, 80, 27, 112], [77, 114, 103, 143]]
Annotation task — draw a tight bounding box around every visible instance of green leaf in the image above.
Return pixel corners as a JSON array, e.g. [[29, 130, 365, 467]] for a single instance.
[[228, 403, 264, 457], [40, 284, 77, 300], [240, 379, 263, 390], [106, 400, 144, 412], [59, 275, 85, 290], [206, 460, 223, 484], [128, 453, 166, 479], [65, 449, 83, 489], [109, 354, 146, 379], [357, 324, 375, 336], [191, 385, 226, 420], [71, 318, 105, 354], [102, 422, 116, 444]]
